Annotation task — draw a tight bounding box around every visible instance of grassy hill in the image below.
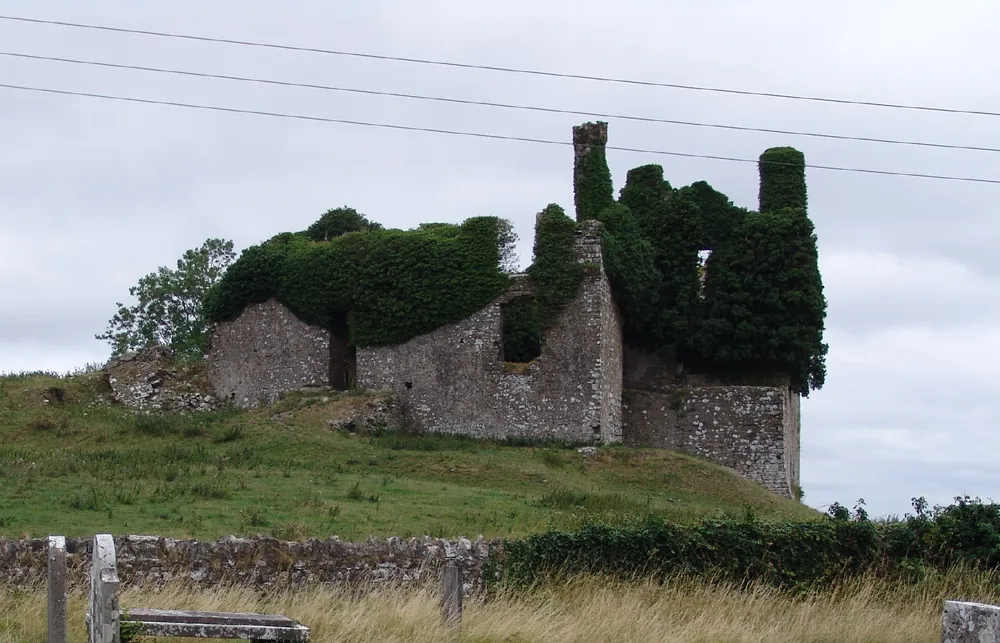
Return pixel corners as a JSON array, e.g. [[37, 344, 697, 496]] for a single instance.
[[0, 370, 817, 541]]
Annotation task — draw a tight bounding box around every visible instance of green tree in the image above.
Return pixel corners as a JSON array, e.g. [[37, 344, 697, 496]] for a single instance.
[[96, 238, 236, 361], [304, 206, 383, 241]]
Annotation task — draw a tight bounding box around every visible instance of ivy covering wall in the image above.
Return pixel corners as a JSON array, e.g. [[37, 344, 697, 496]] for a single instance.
[[528, 204, 586, 327], [206, 122, 826, 394], [571, 122, 827, 394], [572, 122, 614, 222], [204, 216, 516, 347]]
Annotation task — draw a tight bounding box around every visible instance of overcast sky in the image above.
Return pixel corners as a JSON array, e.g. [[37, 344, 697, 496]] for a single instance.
[[2, 1, 998, 519]]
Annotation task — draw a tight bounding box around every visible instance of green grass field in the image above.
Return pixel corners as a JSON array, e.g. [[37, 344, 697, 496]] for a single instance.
[[0, 370, 817, 541]]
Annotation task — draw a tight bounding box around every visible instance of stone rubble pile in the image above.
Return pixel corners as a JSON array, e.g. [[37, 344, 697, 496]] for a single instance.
[[104, 346, 228, 413], [327, 396, 396, 434]]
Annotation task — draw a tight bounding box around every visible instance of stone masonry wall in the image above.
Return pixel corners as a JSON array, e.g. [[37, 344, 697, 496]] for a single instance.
[[621, 345, 800, 498], [206, 300, 330, 409], [0, 534, 495, 593], [598, 277, 623, 443], [357, 222, 622, 443]]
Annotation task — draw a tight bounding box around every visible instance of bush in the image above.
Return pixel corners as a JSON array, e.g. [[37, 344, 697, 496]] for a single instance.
[[492, 496, 1000, 589]]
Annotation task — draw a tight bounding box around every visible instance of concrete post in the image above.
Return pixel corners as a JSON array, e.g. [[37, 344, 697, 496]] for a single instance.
[[942, 600, 1000, 642], [88, 534, 120, 643], [47, 536, 67, 643]]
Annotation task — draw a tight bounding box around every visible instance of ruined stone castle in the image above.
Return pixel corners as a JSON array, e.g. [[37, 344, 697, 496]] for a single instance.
[[204, 124, 809, 500]]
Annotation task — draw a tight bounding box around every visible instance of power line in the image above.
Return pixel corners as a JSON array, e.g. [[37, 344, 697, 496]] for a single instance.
[[2, 14, 998, 118], [4, 50, 998, 155], [1, 82, 998, 185]]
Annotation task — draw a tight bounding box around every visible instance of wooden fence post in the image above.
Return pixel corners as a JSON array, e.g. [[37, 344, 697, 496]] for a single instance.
[[47, 535, 67, 643], [440, 563, 462, 628], [88, 534, 120, 643]]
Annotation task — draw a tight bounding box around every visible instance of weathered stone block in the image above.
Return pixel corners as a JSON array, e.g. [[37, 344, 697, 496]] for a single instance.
[[942, 601, 1000, 642]]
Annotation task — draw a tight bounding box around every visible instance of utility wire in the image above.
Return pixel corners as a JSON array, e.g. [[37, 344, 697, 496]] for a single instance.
[[4, 51, 997, 155], [2, 82, 998, 185], [1, 14, 998, 118]]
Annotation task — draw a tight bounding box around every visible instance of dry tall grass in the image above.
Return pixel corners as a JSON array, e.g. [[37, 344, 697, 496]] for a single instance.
[[1, 570, 996, 643]]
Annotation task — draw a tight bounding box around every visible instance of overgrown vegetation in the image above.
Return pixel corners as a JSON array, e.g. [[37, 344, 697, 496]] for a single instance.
[[758, 147, 808, 214], [494, 496, 1000, 590], [527, 205, 586, 327], [204, 216, 517, 348], [572, 122, 614, 222], [571, 122, 827, 394], [696, 206, 828, 390]]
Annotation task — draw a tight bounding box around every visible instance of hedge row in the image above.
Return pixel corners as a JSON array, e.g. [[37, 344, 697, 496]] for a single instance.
[[491, 496, 1000, 588]]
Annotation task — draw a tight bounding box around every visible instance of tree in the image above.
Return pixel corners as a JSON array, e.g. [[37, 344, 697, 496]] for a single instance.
[[96, 238, 236, 361], [304, 206, 383, 241]]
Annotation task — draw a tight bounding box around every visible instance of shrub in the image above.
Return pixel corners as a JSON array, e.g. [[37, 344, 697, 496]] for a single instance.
[[492, 496, 1000, 588]]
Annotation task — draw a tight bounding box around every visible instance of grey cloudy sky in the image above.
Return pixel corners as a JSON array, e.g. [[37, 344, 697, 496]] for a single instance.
[[2, 0, 998, 519]]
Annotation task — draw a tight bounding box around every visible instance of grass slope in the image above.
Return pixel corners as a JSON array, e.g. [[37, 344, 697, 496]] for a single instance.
[[0, 371, 816, 541]]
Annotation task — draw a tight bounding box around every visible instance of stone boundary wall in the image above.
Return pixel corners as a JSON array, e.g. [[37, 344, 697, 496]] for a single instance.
[[0, 535, 497, 592], [206, 300, 331, 409]]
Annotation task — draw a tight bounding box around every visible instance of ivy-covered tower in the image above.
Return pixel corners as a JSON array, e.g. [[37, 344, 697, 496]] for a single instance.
[[572, 121, 614, 222]]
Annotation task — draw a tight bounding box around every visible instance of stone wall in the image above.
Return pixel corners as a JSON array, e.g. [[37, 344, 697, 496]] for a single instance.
[[0, 534, 495, 592], [621, 345, 800, 498], [357, 222, 622, 443], [206, 300, 330, 409]]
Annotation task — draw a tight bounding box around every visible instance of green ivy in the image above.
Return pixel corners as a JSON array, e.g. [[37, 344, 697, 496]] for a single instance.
[[618, 164, 670, 235], [569, 128, 825, 393], [204, 217, 515, 347], [572, 122, 614, 222], [528, 204, 586, 327], [680, 181, 747, 250], [595, 203, 661, 348], [647, 190, 704, 351], [758, 147, 807, 214], [695, 207, 828, 393]]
